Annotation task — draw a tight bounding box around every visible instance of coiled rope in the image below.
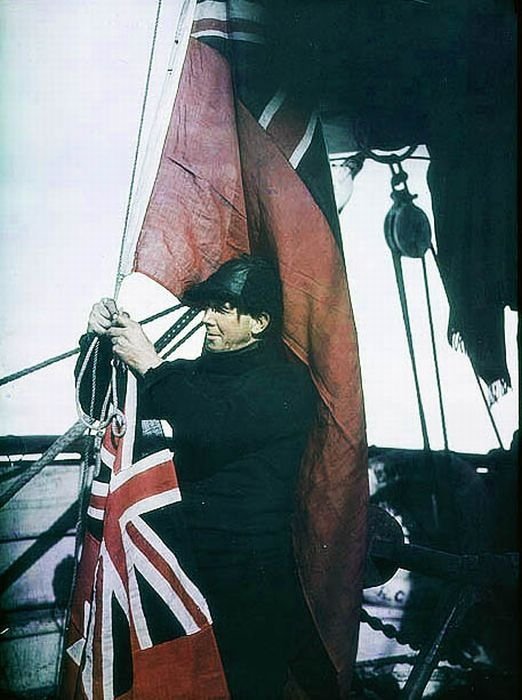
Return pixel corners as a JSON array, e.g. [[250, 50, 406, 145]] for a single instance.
[[74, 306, 202, 447]]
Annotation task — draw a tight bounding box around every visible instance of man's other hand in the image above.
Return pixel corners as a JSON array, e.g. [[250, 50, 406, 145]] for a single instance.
[[108, 313, 164, 376], [87, 298, 119, 336]]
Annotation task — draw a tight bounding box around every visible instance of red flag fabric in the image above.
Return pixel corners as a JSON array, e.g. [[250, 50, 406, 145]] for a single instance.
[[134, 1, 369, 694], [61, 374, 229, 699]]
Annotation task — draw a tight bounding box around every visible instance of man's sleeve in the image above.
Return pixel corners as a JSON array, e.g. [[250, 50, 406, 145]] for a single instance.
[[139, 360, 317, 448]]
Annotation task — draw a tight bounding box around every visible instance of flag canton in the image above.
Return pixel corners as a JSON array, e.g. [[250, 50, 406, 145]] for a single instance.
[[191, 0, 342, 245], [67, 377, 214, 699]]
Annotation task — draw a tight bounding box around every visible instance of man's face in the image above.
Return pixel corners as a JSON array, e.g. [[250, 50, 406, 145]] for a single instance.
[[202, 302, 258, 353]]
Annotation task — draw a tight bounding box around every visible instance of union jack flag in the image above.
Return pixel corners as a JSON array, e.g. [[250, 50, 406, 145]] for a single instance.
[[61, 373, 228, 699]]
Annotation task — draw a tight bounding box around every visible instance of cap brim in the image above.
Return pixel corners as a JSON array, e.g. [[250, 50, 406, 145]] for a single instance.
[[181, 280, 239, 308]]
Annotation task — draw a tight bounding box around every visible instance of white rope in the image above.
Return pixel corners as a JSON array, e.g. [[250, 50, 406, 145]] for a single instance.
[[74, 336, 127, 438], [113, 0, 197, 296], [113, 0, 165, 300]]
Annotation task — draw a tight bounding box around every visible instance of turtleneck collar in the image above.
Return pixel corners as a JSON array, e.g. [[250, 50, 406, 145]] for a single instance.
[[198, 340, 282, 375]]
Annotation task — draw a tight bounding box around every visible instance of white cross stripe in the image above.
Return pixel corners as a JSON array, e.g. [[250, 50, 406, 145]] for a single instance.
[[195, 0, 265, 24], [109, 449, 174, 492], [87, 505, 105, 521], [124, 531, 202, 641], [100, 546, 131, 700], [91, 480, 109, 497], [66, 600, 92, 666], [130, 515, 212, 623], [119, 489, 182, 526], [66, 637, 85, 666], [191, 29, 264, 43], [127, 554, 153, 649], [289, 112, 319, 169], [81, 562, 99, 700], [100, 444, 115, 469], [120, 374, 138, 472], [101, 559, 115, 700], [101, 541, 131, 620], [258, 89, 286, 129]]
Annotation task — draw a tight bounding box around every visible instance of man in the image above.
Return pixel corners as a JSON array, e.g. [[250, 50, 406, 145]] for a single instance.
[[78, 256, 338, 698]]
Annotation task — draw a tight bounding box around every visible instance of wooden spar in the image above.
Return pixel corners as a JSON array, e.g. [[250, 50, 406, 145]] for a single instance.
[[0, 421, 87, 509]]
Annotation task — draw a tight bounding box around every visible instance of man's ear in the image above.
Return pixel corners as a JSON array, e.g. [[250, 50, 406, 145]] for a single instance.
[[251, 312, 270, 336]]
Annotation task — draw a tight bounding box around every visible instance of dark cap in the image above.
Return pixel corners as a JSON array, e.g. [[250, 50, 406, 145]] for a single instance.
[[182, 255, 282, 321]]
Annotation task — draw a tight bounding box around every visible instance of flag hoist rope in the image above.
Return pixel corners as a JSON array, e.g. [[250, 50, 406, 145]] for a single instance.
[[0, 305, 189, 507], [76, 0, 167, 450], [0, 0, 197, 507], [113, 0, 164, 299], [113, 0, 197, 296], [56, 3, 198, 682], [60, 0, 197, 660]]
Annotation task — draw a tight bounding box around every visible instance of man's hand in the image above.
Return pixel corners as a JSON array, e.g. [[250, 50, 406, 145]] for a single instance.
[[107, 313, 164, 376], [87, 298, 119, 335]]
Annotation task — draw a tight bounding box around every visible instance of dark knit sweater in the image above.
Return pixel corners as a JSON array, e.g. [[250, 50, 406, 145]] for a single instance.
[[76, 338, 317, 571]]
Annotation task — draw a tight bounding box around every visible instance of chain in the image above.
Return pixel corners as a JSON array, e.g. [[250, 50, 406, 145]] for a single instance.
[[360, 607, 476, 669], [361, 607, 421, 650]]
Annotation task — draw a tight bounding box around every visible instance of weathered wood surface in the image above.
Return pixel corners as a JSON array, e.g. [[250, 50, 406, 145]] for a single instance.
[[0, 456, 82, 697], [0, 609, 64, 697]]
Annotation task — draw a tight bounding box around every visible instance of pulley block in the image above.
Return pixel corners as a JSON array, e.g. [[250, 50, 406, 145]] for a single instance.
[[384, 188, 432, 258]]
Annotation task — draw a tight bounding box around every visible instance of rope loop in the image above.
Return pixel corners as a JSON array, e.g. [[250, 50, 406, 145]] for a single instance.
[[111, 409, 127, 438], [109, 359, 127, 438], [75, 336, 126, 438]]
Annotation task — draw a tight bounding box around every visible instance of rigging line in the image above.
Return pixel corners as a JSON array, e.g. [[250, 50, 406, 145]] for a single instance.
[[428, 245, 505, 450], [0, 348, 80, 388], [0, 303, 183, 388], [391, 253, 431, 451], [0, 308, 201, 509], [421, 256, 449, 451], [154, 307, 202, 352], [162, 321, 204, 359], [391, 251, 439, 529], [141, 302, 183, 324], [472, 372, 505, 451], [113, 0, 164, 300], [74, 336, 117, 434]]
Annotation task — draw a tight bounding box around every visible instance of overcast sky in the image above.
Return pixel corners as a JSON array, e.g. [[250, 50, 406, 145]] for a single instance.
[[0, 0, 517, 453]]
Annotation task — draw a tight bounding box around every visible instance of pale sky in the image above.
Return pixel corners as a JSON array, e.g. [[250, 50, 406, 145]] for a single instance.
[[0, 0, 518, 453]]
